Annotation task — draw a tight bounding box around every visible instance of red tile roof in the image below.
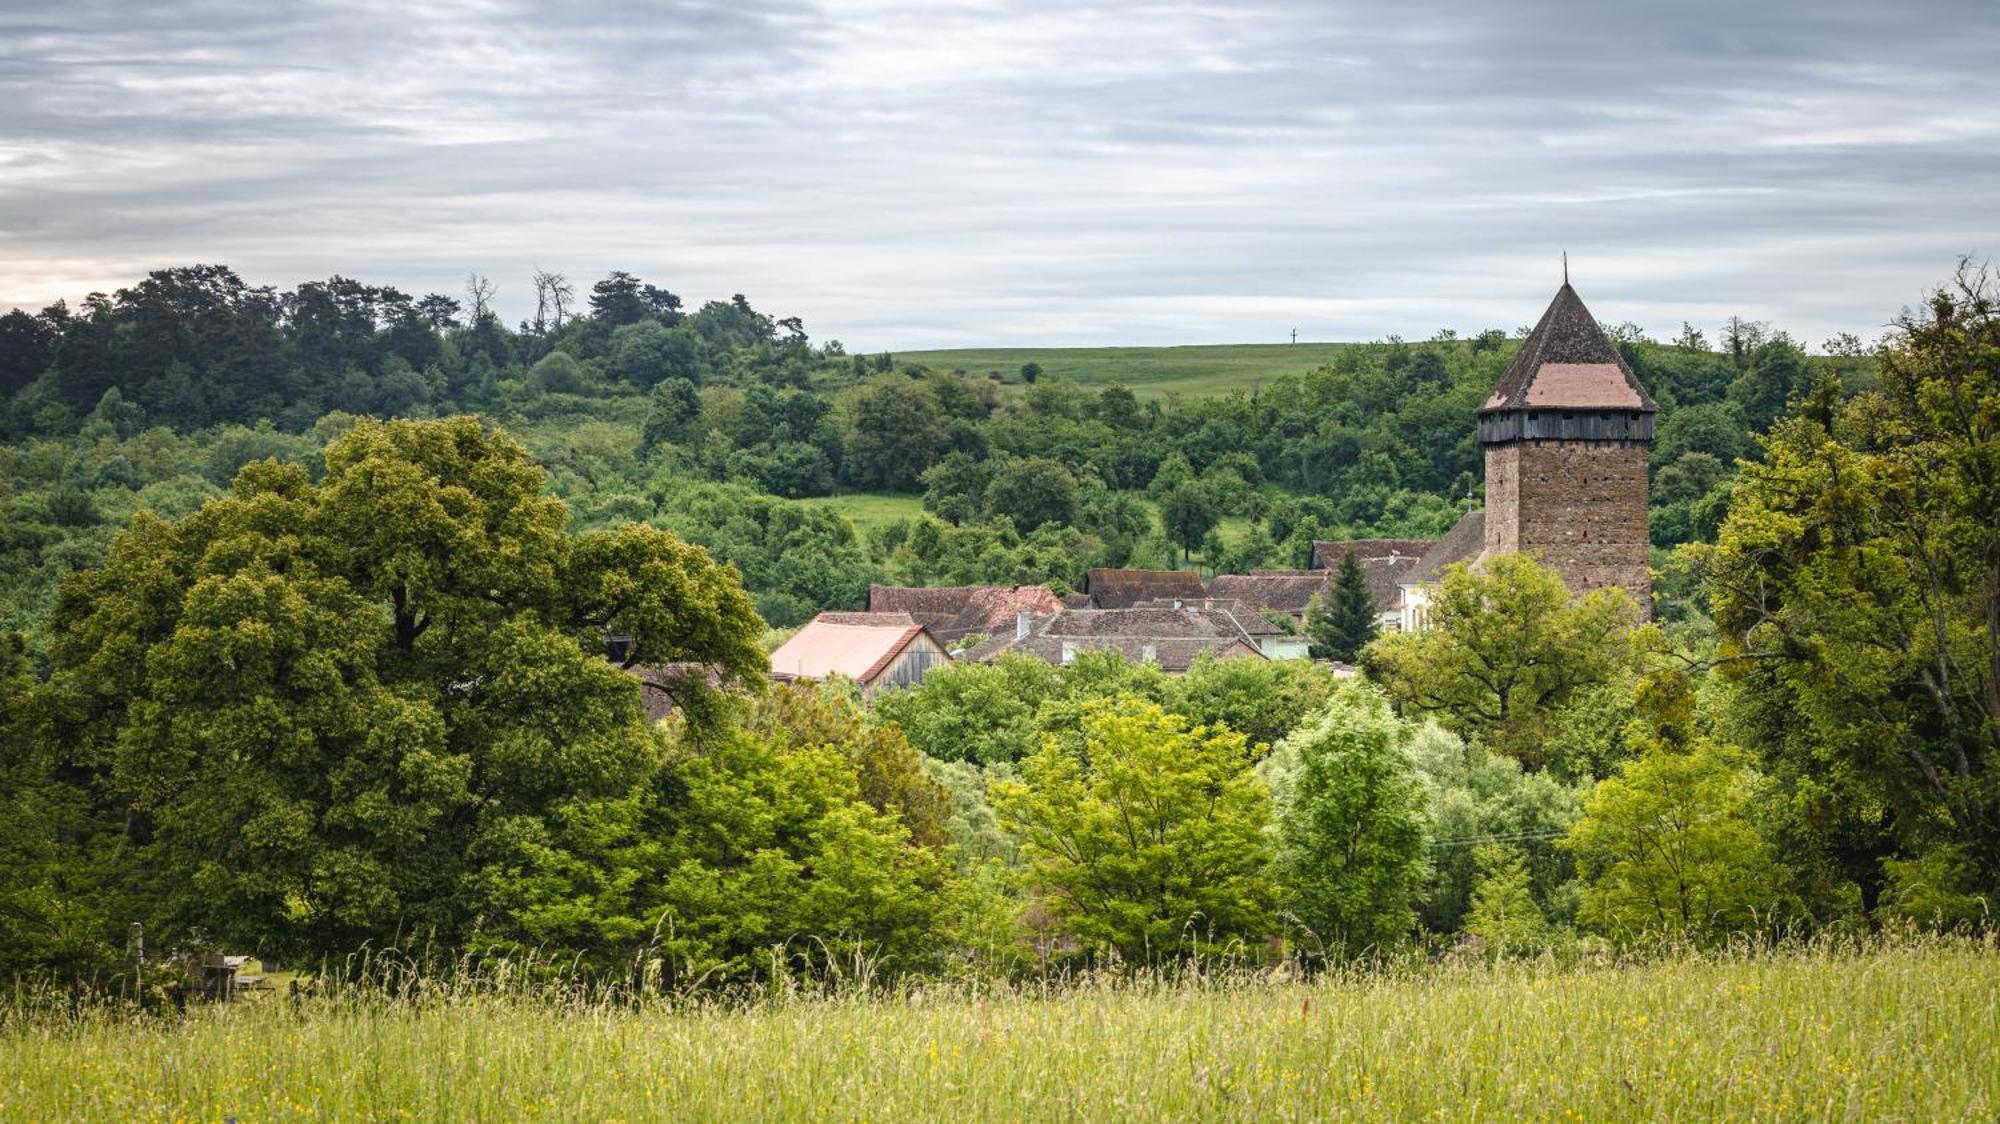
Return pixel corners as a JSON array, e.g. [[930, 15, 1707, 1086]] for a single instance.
[[866, 585, 1062, 643]]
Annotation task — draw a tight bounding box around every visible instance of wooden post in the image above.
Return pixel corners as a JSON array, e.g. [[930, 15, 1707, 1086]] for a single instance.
[[127, 922, 143, 998]]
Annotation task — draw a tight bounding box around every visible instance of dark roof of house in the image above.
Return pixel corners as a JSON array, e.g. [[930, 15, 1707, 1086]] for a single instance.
[[1207, 571, 1332, 615], [1481, 283, 1658, 415], [964, 606, 1268, 671], [1310, 540, 1435, 612], [816, 610, 918, 627], [1128, 596, 1289, 635], [1083, 568, 1207, 609], [866, 585, 1063, 643], [1404, 509, 1486, 586]]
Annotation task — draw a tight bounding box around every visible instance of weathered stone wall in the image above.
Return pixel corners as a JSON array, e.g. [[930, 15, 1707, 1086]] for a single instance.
[[1484, 439, 1651, 618]]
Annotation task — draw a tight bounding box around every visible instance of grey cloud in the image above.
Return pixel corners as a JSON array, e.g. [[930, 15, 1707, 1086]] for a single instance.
[[0, 0, 1994, 348]]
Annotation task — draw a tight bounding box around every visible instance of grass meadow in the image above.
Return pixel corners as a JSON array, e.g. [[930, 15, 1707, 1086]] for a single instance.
[[3, 938, 1993, 1121], [897, 342, 1359, 399]]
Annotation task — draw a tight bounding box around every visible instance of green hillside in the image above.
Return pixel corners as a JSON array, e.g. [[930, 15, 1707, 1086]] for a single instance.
[[896, 342, 1360, 398]]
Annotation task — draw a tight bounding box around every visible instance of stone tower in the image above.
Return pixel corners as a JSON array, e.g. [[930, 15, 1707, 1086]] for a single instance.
[[1478, 282, 1657, 615]]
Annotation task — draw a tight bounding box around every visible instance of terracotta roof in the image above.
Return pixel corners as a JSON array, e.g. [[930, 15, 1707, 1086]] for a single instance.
[[1083, 568, 1207, 609], [866, 585, 1063, 644], [965, 606, 1268, 671], [768, 613, 940, 685], [1207, 571, 1332, 615], [1480, 283, 1658, 414], [1403, 510, 1486, 586], [1310, 540, 1435, 612]]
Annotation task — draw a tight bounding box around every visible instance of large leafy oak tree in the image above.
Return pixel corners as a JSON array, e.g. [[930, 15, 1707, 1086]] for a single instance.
[[29, 417, 767, 968]]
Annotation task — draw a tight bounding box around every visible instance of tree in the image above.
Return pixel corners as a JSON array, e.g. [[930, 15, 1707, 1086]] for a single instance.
[[0, 307, 55, 395], [465, 273, 496, 323], [588, 270, 654, 328], [640, 378, 702, 453], [842, 379, 950, 491], [1363, 554, 1638, 769], [919, 452, 994, 525], [1306, 552, 1377, 661], [1563, 739, 1788, 939], [740, 681, 952, 850], [608, 320, 704, 388], [1694, 265, 2000, 896], [634, 719, 954, 983], [1406, 722, 1581, 933], [530, 351, 594, 394], [529, 269, 574, 336], [1727, 338, 1807, 430], [1260, 688, 1429, 955], [871, 653, 1060, 765], [990, 696, 1276, 962], [1652, 402, 1754, 470], [31, 418, 767, 968], [1463, 845, 1548, 953], [1157, 481, 1219, 565], [1019, 362, 1041, 384], [1167, 655, 1343, 756], [982, 457, 1079, 532]]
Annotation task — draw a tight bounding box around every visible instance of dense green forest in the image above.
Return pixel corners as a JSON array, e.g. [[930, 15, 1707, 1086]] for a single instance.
[[0, 263, 1989, 993], [0, 265, 1865, 644]]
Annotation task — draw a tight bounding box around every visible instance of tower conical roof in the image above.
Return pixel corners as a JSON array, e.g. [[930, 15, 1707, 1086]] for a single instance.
[[1480, 283, 1657, 414]]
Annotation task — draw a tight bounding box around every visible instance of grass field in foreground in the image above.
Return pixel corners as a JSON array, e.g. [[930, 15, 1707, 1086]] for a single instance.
[[4, 941, 1994, 1120], [898, 342, 1359, 399]]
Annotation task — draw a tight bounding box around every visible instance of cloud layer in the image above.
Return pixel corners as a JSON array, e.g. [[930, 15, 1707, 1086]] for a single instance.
[[3, 0, 1996, 348]]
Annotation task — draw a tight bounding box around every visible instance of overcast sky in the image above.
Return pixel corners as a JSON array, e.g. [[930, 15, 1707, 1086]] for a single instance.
[[2, 1, 1996, 349]]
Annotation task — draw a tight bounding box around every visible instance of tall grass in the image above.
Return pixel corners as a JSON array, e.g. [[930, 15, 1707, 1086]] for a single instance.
[[3, 936, 1994, 1120]]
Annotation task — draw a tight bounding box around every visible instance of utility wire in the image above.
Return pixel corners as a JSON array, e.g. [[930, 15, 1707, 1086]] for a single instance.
[[1428, 829, 1568, 849]]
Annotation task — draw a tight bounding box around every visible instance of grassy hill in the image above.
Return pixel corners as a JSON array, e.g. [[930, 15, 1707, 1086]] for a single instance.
[[896, 342, 1360, 399]]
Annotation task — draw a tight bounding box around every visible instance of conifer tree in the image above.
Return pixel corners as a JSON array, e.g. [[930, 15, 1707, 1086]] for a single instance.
[[1306, 552, 1378, 661]]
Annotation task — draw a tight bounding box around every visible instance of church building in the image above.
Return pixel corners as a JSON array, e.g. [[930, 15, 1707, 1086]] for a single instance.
[[1400, 280, 1657, 625]]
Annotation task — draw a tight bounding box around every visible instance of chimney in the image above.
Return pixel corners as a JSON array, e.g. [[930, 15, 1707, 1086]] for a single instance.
[[1016, 610, 1032, 640]]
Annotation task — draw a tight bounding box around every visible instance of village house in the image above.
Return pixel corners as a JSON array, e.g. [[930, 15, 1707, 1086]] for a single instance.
[[1395, 509, 1484, 632], [767, 611, 951, 694], [964, 605, 1267, 671], [1128, 594, 1312, 660], [864, 584, 1063, 648], [1306, 539, 1435, 632], [1079, 567, 1206, 609], [1206, 571, 1331, 626]]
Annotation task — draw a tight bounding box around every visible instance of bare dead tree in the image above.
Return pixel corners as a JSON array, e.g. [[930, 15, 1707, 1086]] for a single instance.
[[531, 269, 574, 335], [465, 272, 496, 324]]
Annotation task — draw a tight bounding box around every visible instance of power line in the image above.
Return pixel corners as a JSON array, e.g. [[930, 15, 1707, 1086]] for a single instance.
[[1432, 824, 1568, 848]]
